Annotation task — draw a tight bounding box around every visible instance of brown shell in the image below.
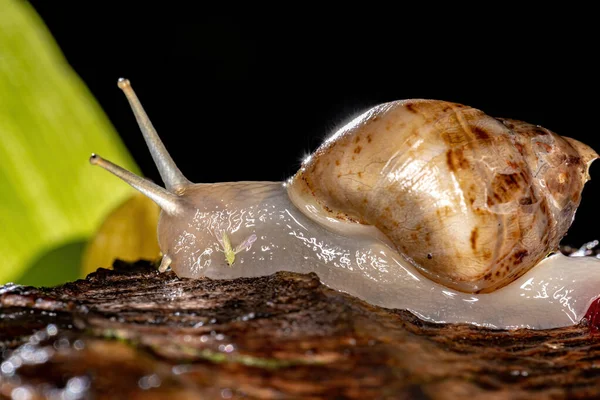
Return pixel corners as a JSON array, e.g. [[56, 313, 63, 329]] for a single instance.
[[288, 99, 598, 293]]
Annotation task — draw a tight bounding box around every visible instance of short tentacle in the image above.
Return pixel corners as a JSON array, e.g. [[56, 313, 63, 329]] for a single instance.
[[90, 154, 182, 215], [158, 254, 172, 273]]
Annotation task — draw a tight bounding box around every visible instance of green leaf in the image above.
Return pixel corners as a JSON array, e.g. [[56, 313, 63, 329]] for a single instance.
[[0, 0, 139, 284], [18, 240, 87, 287]]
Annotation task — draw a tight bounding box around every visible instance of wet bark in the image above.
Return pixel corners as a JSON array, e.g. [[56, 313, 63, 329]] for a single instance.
[[1, 259, 600, 399]]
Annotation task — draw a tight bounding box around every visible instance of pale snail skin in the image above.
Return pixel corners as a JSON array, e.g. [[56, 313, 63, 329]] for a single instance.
[[91, 78, 600, 330]]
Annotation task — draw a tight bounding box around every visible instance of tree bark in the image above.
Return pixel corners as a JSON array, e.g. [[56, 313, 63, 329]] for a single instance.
[[1, 259, 600, 399]]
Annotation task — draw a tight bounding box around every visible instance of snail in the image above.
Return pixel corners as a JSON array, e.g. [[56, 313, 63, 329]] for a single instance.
[[91, 78, 600, 330]]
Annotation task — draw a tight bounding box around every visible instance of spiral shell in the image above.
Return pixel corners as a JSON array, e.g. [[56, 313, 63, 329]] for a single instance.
[[288, 99, 598, 293]]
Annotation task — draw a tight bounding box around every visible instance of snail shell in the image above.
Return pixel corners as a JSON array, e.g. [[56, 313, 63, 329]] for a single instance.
[[90, 79, 600, 330], [289, 99, 598, 293]]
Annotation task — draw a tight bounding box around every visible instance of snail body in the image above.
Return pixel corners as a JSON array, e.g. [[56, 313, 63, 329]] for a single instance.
[[91, 79, 600, 330]]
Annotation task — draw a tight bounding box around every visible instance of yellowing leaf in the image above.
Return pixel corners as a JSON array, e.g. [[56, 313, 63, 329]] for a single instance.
[[82, 193, 161, 276], [0, 0, 139, 284]]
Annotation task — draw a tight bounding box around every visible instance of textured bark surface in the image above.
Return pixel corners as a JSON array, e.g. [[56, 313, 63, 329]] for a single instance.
[[1, 259, 600, 399]]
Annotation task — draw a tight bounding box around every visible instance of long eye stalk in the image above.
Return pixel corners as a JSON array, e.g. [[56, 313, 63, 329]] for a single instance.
[[117, 78, 191, 193]]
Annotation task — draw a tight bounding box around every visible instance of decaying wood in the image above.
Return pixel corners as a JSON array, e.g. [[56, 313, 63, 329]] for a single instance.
[[1, 260, 600, 399]]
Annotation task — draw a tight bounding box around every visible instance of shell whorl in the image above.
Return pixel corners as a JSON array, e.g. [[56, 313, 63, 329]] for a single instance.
[[288, 99, 598, 293]]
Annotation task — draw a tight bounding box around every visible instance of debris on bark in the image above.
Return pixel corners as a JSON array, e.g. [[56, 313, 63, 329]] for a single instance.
[[1, 259, 600, 399]]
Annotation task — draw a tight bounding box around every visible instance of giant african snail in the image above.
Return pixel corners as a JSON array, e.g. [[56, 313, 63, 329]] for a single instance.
[[90, 78, 600, 330]]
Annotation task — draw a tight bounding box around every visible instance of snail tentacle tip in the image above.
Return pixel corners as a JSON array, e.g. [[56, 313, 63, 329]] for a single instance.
[[89, 153, 101, 165], [117, 78, 131, 90]]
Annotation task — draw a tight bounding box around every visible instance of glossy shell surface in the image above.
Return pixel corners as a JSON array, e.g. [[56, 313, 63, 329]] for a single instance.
[[289, 100, 597, 293]]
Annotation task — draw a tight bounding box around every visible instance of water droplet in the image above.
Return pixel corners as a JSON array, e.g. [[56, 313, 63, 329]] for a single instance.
[[138, 374, 161, 390], [33, 349, 51, 364], [224, 344, 235, 353], [46, 324, 58, 336], [1, 360, 15, 375], [54, 338, 70, 350], [172, 364, 192, 375], [66, 376, 90, 395], [73, 340, 85, 351], [241, 312, 255, 322], [11, 386, 33, 400]]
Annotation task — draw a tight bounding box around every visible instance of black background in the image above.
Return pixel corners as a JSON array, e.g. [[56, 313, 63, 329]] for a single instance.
[[28, 3, 599, 246]]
